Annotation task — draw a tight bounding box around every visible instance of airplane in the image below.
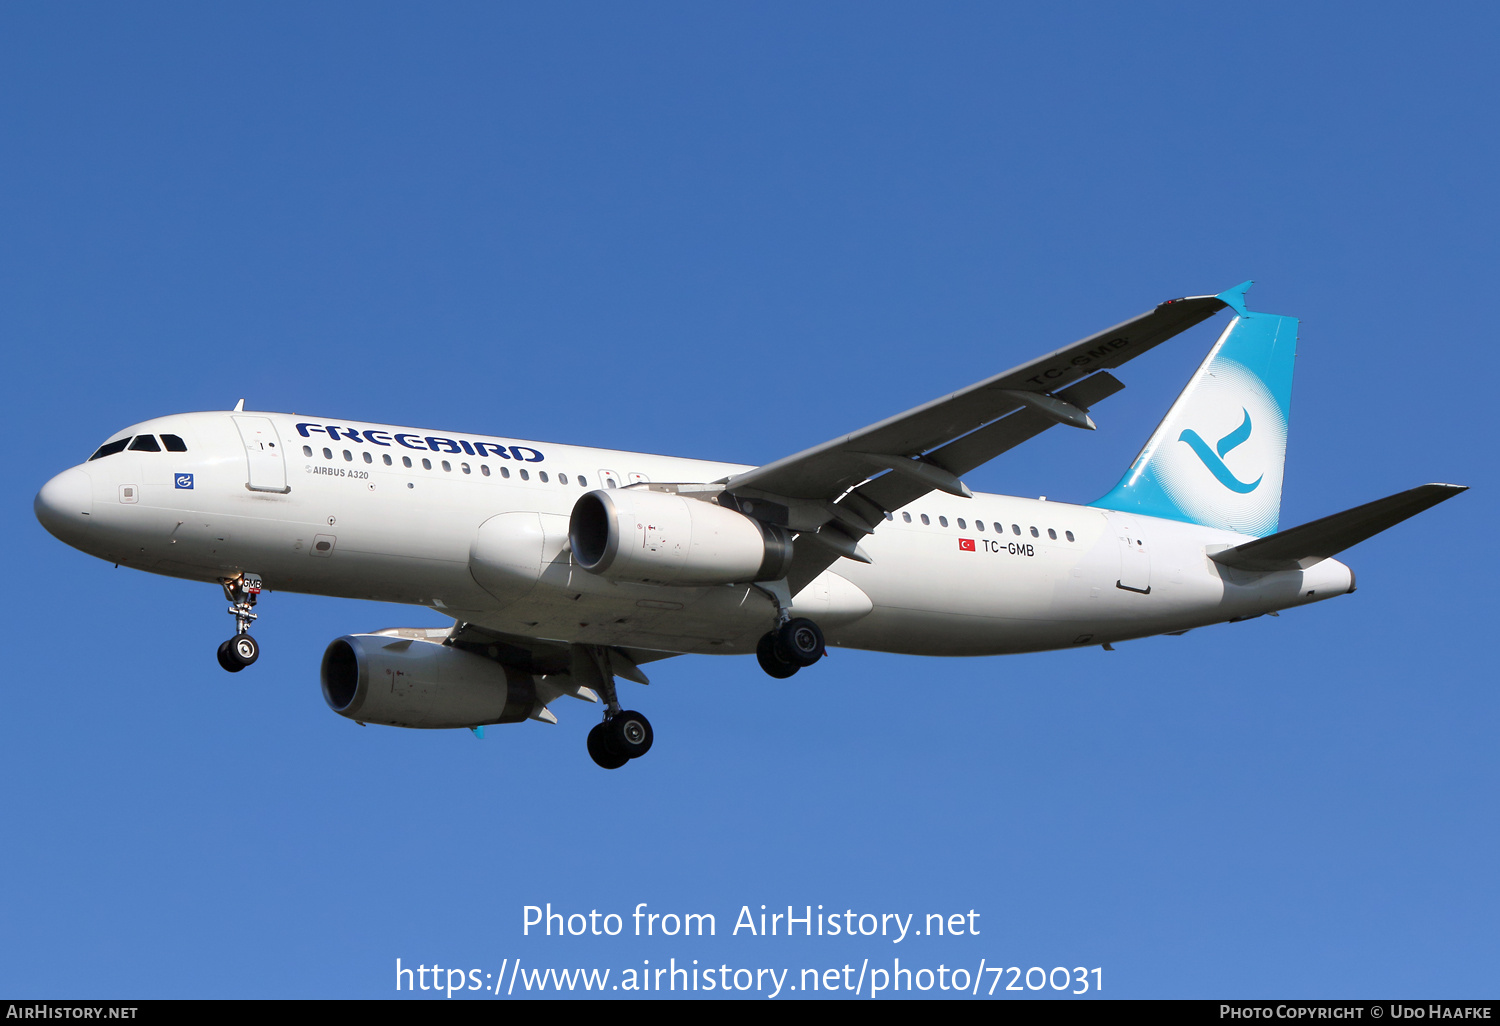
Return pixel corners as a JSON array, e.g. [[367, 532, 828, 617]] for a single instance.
[[33, 282, 1465, 769]]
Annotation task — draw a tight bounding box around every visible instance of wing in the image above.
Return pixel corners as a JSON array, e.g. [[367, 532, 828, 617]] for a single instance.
[[720, 289, 1234, 590]]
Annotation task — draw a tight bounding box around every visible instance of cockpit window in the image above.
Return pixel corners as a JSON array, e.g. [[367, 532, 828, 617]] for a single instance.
[[129, 435, 162, 452], [88, 438, 131, 461], [161, 434, 188, 452]]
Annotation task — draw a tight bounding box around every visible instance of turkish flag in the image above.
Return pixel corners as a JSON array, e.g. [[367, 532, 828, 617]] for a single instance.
[[958, 538, 975, 551]]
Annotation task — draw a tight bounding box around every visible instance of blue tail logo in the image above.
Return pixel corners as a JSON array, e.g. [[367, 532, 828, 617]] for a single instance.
[[1178, 408, 1262, 494], [1090, 282, 1298, 537]]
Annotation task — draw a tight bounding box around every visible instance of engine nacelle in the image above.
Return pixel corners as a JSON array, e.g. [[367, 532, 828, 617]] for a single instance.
[[321, 633, 539, 729], [569, 488, 794, 586]]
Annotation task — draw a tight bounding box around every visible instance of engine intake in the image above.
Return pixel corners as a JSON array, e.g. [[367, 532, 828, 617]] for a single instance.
[[321, 633, 538, 729], [569, 488, 793, 586]]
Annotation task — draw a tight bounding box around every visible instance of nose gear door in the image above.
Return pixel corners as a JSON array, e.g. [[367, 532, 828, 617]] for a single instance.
[[233, 416, 290, 493]]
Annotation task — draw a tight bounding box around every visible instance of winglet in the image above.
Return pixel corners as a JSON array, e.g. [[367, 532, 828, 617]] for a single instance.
[[1216, 281, 1254, 318]]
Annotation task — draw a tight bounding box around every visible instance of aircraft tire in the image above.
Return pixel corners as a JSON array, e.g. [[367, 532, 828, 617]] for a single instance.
[[777, 618, 825, 667], [587, 723, 628, 769], [608, 711, 654, 759], [756, 632, 799, 679], [229, 634, 259, 667], [216, 640, 244, 673]]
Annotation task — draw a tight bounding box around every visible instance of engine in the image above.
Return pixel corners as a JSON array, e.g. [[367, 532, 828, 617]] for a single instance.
[[568, 488, 794, 586], [321, 632, 540, 729]]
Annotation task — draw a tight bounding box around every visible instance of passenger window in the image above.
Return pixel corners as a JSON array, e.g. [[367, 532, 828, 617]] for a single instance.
[[161, 434, 188, 452], [500, 466, 511, 478], [902, 512, 912, 523], [383, 454, 393, 466], [302, 445, 313, 457], [422, 458, 432, 470], [976, 521, 985, 532], [885, 512, 894, 521], [559, 473, 569, 485], [363, 452, 373, 464], [520, 469, 530, 481], [343, 450, 352, 461], [1030, 526, 1039, 537], [1012, 524, 1021, 535], [441, 460, 451, 472], [957, 518, 966, 529], [539, 471, 549, 483], [481, 465, 490, 477], [939, 516, 948, 527], [129, 435, 161, 452], [577, 475, 587, 487], [1066, 530, 1075, 542], [920, 514, 930, 525], [461, 463, 471, 474], [1048, 528, 1057, 540], [323, 448, 333, 460], [88, 438, 131, 461], [402, 456, 412, 468]]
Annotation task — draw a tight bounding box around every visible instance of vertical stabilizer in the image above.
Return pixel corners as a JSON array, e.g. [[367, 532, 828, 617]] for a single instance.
[[1091, 282, 1297, 537]]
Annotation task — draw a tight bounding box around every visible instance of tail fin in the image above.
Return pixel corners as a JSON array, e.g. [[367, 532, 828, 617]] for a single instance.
[[1091, 281, 1297, 537]]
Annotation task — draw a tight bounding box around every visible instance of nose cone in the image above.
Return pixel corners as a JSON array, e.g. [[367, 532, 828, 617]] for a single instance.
[[35, 467, 95, 544]]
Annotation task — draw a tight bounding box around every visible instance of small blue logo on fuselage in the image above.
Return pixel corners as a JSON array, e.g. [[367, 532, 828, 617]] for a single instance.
[[175, 474, 194, 489]]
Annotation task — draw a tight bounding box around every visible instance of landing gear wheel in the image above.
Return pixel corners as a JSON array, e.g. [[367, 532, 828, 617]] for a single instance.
[[587, 723, 628, 770], [608, 710, 654, 759], [217, 634, 259, 672], [777, 617, 825, 667], [756, 631, 800, 679], [230, 634, 259, 666]]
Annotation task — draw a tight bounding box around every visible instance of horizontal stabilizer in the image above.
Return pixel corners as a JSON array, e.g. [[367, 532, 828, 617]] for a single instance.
[[1209, 483, 1467, 572]]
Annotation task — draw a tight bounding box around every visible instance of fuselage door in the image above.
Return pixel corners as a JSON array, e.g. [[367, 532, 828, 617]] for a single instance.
[[1104, 511, 1152, 595], [233, 416, 290, 494]]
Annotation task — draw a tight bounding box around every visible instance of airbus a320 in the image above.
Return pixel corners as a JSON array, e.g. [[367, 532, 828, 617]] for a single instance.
[[34, 282, 1464, 768]]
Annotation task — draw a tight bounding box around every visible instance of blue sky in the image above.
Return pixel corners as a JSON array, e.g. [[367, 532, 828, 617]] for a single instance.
[[3, 4, 1494, 999]]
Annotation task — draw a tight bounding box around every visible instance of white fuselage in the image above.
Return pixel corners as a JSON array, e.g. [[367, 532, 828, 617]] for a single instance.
[[36, 410, 1354, 659]]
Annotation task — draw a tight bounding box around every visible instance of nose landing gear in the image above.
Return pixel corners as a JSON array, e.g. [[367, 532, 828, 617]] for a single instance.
[[217, 634, 259, 672], [216, 573, 263, 673]]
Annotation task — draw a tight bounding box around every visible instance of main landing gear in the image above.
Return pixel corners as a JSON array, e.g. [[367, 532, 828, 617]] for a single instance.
[[216, 573, 263, 673], [755, 616, 826, 679], [574, 645, 654, 770], [587, 711, 653, 770]]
